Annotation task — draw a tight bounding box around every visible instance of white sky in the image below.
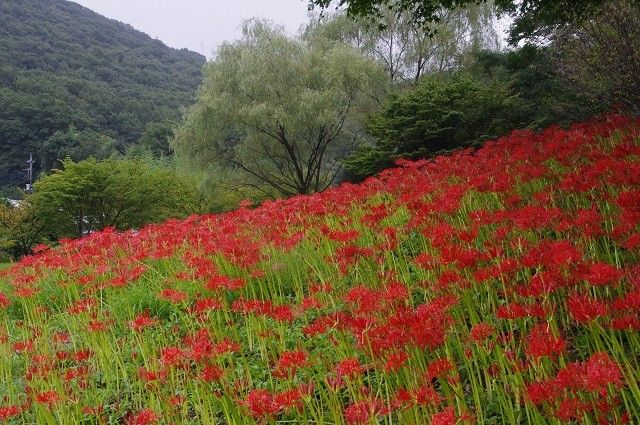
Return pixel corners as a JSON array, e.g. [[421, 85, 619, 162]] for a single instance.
[[70, 0, 312, 57]]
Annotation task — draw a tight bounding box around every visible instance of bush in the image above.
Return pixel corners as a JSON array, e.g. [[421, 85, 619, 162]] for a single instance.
[[344, 73, 521, 180], [31, 158, 203, 239]]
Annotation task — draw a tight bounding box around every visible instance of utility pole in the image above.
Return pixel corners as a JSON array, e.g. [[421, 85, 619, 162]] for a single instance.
[[25, 154, 34, 193]]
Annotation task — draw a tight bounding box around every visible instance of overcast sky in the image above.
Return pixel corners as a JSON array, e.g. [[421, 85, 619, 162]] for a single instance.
[[71, 0, 313, 57]]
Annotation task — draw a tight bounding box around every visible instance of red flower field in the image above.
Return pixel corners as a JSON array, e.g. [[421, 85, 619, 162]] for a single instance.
[[1, 114, 639, 424]]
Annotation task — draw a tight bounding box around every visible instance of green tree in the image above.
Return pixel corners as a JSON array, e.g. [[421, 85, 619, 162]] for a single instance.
[[173, 20, 388, 197], [470, 44, 603, 129], [307, 0, 610, 42], [138, 122, 175, 158], [31, 158, 201, 238], [0, 201, 49, 260], [344, 72, 521, 180], [39, 126, 120, 170], [305, 4, 499, 83], [553, 0, 640, 114]]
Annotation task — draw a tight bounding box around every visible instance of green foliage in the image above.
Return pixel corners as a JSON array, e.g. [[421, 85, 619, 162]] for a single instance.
[[553, 0, 640, 114], [471, 44, 604, 128], [31, 158, 202, 238], [173, 20, 389, 199], [138, 122, 175, 158], [344, 72, 519, 180], [40, 126, 120, 170], [0, 201, 49, 260], [0, 0, 205, 188], [307, 0, 610, 43], [304, 4, 499, 83]]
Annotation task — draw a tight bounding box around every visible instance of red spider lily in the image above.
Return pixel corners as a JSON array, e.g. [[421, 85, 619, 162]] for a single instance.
[[336, 357, 364, 378], [35, 390, 61, 406], [567, 293, 609, 322], [190, 297, 223, 314], [383, 351, 409, 372], [426, 358, 454, 380], [200, 364, 224, 382], [159, 288, 188, 304], [343, 398, 385, 425], [245, 389, 280, 419], [273, 350, 308, 378], [526, 323, 567, 360], [159, 346, 186, 368], [128, 311, 156, 332], [0, 405, 21, 421], [581, 262, 624, 287], [0, 293, 10, 309], [126, 408, 160, 425], [138, 367, 167, 384], [469, 322, 495, 343]]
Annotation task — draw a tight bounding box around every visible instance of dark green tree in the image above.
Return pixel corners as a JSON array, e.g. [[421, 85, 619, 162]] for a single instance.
[[344, 72, 521, 180], [39, 126, 120, 170]]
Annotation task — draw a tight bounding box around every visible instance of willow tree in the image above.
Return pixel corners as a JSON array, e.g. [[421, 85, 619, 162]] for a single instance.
[[173, 21, 388, 197], [307, 0, 610, 43], [304, 3, 499, 83]]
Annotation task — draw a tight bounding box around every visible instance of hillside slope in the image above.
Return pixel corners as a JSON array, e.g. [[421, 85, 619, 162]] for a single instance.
[[1, 115, 639, 424], [0, 0, 206, 188]]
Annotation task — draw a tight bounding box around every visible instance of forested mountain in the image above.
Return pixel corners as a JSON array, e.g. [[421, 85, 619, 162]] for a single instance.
[[0, 0, 206, 190]]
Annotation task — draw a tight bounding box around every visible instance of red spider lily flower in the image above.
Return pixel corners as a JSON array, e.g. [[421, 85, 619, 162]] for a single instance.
[[0, 405, 21, 421], [183, 329, 213, 362], [12, 340, 34, 354], [273, 350, 308, 378], [160, 346, 186, 367], [584, 352, 624, 392], [137, 367, 167, 384], [126, 408, 160, 425], [67, 298, 97, 315], [0, 293, 10, 309], [128, 311, 156, 332], [555, 397, 589, 422], [274, 387, 305, 412], [159, 288, 188, 304], [414, 385, 443, 406], [212, 338, 241, 356], [72, 349, 92, 362], [245, 389, 280, 419], [168, 395, 185, 407], [581, 262, 624, 287], [200, 364, 224, 383], [343, 399, 384, 425], [526, 379, 560, 405], [35, 390, 61, 406], [383, 351, 409, 373], [336, 357, 363, 378], [190, 297, 222, 315], [610, 315, 640, 330], [469, 322, 494, 343], [567, 294, 609, 322], [526, 323, 567, 360], [426, 358, 454, 380], [496, 302, 546, 320], [431, 407, 456, 425], [87, 319, 109, 333]]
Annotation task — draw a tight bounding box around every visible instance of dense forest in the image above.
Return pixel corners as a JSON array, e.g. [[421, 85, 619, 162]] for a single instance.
[[0, 0, 206, 191]]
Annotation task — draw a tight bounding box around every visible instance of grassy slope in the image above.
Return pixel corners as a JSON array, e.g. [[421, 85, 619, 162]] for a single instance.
[[0, 115, 639, 424]]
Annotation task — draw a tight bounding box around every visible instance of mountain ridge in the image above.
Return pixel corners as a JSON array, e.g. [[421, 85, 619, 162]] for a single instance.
[[0, 0, 206, 189]]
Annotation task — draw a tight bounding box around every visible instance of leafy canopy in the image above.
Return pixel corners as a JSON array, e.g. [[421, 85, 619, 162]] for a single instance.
[[31, 158, 201, 238], [307, 0, 610, 42], [173, 20, 388, 197]]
